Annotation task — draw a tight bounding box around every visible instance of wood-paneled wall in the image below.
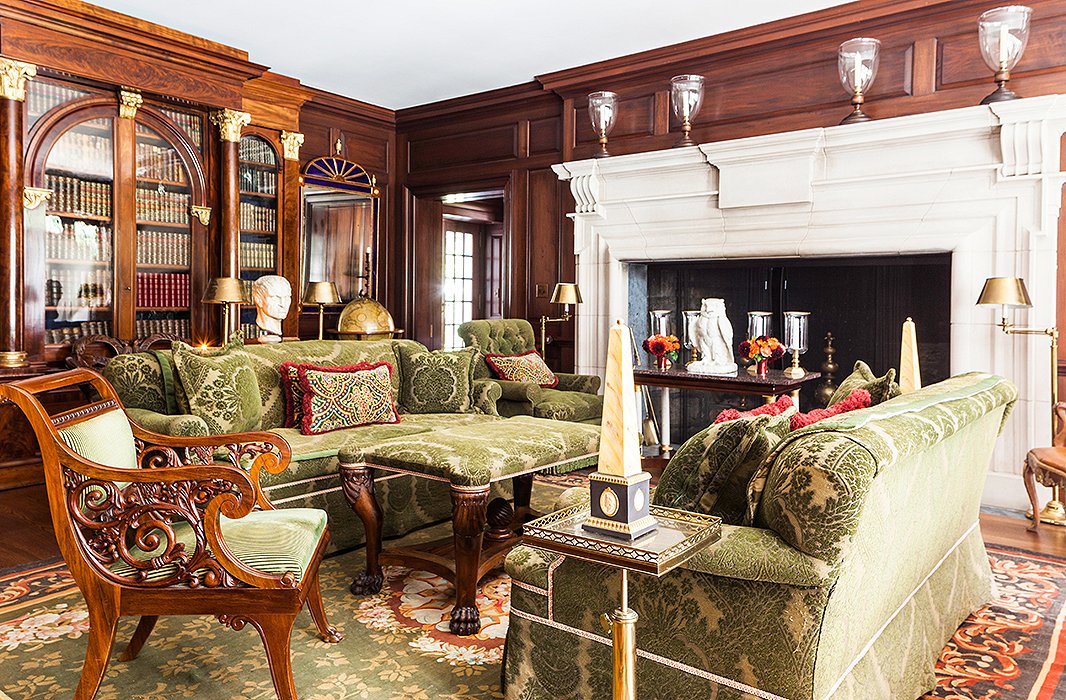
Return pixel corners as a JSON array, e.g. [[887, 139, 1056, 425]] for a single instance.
[[394, 0, 1066, 372]]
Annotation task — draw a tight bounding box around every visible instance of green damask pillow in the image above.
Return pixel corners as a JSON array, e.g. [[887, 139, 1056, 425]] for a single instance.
[[652, 411, 793, 525], [397, 345, 476, 414], [828, 360, 901, 406], [172, 334, 263, 434]]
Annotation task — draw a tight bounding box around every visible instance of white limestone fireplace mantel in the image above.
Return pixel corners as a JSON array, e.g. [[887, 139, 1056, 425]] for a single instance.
[[553, 95, 1066, 510]]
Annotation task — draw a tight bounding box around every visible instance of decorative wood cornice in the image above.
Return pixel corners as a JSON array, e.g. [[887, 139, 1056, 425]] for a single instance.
[[396, 81, 555, 126], [211, 108, 251, 142], [304, 87, 396, 128], [0, 56, 35, 101], [242, 71, 313, 131]]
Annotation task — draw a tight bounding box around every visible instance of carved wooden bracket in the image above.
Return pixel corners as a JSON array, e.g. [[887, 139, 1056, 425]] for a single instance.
[[22, 186, 51, 210], [190, 205, 211, 226], [118, 88, 143, 119]]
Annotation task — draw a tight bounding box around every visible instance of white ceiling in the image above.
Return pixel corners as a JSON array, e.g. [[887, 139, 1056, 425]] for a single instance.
[[90, 0, 853, 110]]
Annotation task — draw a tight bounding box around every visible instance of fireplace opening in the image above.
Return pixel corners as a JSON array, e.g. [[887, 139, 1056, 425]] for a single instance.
[[629, 253, 952, 444]]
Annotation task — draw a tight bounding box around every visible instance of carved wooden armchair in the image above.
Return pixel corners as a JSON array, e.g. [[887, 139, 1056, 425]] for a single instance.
[[1024, 402, 1066, 531], [0, 368, 342, 699]]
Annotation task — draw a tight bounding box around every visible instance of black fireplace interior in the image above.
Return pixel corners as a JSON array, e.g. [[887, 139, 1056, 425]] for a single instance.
[[633, 253, 952, 444]]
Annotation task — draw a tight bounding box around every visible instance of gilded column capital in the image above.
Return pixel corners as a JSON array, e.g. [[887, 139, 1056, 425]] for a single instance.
[[22, 187, 51, 210], [118, 88, 143, 119], [211, 108, 251, 142], [280, 131, 304, 161], [0, 58, 36, 102]]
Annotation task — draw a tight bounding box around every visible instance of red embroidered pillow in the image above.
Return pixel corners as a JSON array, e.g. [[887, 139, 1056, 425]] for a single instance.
[[714, 395, 794, 424], [280, 361, 383, 428], [297, 362, 400, 435], [790, 389, 871, 430], [485, 350, 558, 388]]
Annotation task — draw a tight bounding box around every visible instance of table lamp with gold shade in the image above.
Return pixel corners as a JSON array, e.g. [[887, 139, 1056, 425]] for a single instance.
[[977, 276, 1061, 524], [202, 276, 249, 342], [540, 283, 582, 359], [303, 281, 341, 340]]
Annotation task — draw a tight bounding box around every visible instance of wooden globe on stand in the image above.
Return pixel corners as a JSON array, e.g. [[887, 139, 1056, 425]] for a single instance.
[[336, 296, 398, 340]]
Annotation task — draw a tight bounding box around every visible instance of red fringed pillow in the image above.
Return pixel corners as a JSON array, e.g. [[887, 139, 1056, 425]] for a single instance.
[[485, 349, 559, 388], [296, 362, 400, 435], [790, 389, 871, 430], [714, 395, 794, 424]]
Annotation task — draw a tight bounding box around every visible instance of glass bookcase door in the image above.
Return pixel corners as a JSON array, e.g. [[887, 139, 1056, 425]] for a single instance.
[[42, 118, 115, 346], [238, 134, 280, 340], [134, 121, 192, 340], [26, 78, 91, 130]]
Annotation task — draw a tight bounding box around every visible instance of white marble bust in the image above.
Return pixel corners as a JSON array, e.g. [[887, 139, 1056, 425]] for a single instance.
[[251, 275, 291, 343]]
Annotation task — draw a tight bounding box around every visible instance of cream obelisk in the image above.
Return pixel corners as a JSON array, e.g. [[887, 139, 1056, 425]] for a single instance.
[[583, 320, 658, 539], [899, 317, 922, 393]]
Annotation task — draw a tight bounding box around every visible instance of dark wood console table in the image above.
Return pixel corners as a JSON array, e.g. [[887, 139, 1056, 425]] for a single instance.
[[633, 367, 821, 453]]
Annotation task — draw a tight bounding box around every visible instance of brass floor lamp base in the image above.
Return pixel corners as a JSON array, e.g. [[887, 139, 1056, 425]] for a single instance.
[[1028, 499, 1066, 527]]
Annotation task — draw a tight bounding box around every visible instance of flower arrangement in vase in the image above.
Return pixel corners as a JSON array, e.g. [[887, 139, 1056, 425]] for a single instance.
[[739, 335, 785, 376], [643, 334, 680, 371]]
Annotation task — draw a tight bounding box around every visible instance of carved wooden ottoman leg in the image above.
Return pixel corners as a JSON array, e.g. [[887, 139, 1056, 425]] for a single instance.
[[340, 464, 384, 595], [450, 484, 489, 636], [513, 472, 534, 525], [1023, 457, 1041, 532]]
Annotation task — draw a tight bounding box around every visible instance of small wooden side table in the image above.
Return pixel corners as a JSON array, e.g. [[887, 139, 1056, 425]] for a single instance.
[[523, 503, 721, 700]]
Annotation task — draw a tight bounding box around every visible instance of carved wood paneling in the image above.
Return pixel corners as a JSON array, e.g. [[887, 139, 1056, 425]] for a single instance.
[[408, 124, 518, 172]]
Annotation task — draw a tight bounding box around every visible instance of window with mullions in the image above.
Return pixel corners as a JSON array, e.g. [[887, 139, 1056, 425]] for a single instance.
[[442, 228, 474, 350]]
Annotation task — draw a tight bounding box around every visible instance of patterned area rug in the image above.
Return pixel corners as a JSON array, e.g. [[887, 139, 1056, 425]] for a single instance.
[[1, 537, 1064, 698]]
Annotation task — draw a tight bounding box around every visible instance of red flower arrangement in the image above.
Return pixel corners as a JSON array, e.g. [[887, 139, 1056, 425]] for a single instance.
[[643, 334, 680, 361], [738, 335, 785, 363]]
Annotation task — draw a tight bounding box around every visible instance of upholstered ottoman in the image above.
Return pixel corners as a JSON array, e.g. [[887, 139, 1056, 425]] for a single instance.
[[337, 415, 599, 635]]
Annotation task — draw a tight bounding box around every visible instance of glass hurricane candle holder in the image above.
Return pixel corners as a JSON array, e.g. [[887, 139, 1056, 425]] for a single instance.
[[588, 91, 619, 158], [670, 75, 705, 148], [747, 311, 772, 340], [649, 309, 672, 337], [783, 311, 810, 378], [978, 5, 1032, 104], [837, 38, 881, 125], [682, 309, 701, 363]]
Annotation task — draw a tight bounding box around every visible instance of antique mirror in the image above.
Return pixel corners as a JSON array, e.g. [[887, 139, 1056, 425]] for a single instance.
[[300, 156, 380, 306]]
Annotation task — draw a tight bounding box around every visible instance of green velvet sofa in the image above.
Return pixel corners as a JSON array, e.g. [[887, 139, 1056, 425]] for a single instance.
[[99, 338, 512, 551], [458, 318, 603, 424], [504, 372, 1017, 700]]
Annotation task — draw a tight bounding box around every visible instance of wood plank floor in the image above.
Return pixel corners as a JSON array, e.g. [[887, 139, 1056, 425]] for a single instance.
[[2, 483, 1066, 570]]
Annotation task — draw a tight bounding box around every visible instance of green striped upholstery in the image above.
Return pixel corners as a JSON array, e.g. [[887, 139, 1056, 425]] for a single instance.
[[57, 410, 138, 470], [108, 507, 327, 585]]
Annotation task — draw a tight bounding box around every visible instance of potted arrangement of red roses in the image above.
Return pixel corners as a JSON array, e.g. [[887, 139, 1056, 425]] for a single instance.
[[738, 335, 784, 376], [643, 334, 680, 371]]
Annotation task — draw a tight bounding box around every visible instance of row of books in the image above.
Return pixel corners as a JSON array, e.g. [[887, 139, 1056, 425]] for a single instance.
[[240, 201, 276, 232], [45, 130, 112, 179], [240, 241, 276, 269], [46, 322, 112, 345], [136, 187, 190, 225], [239, 138, 276, 165], [46, 174, 112, 217], [45, 268, 111, 307], [240, 323, 264, 340], [46, 223, 112, 262], [135, 317, 191, 339], [27, 81, 90, 120], [157, 107, 203, 151], [240, 164, 277, 194], [136, 272, 190, 308], [136, 140, 186, 183], [137, 230, 191, 267]]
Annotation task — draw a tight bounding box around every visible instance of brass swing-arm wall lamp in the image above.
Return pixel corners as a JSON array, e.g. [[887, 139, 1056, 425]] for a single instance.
[[540, 283, 582, 359]]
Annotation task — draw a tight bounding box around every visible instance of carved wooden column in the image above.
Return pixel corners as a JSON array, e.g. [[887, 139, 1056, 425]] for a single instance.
[[0, 58, 36, 368], [280, 131, 304, 339], [211, 108, 250, 337]]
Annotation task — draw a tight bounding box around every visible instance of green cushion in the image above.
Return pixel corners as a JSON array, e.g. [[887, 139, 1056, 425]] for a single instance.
[[342, 415, 600, 486], [172, 336, 264, 435], [652, 411, 793, 525], [397, 345, 477, 414], [829, 360, 901, 406], [101, 353, 169, 414], [58, 409, 138, 469], [457, 319, 538, 379], [108, 507, 327, 584], [533, 388, 604, 423]]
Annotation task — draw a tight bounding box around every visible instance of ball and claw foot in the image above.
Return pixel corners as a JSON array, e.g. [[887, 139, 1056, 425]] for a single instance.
[[449, 605, 482, 636], [350, 572, 383, 596], [320, 626, 344, 644]]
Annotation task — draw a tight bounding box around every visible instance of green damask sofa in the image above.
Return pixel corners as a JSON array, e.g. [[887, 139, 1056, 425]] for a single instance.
[[458, 318, 603, 424], [99, 338, 511, 551], [504, 372, 1017, 700]]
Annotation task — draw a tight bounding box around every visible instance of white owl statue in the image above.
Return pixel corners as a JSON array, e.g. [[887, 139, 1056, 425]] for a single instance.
[[687, 298, 738, 375]]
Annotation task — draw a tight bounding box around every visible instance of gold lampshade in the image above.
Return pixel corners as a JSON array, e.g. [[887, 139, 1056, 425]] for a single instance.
[[303, 281, 341, 305], [549, 282, 583, 306], [202, 276, 249, 304], [976, 276, 1033, 307]]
